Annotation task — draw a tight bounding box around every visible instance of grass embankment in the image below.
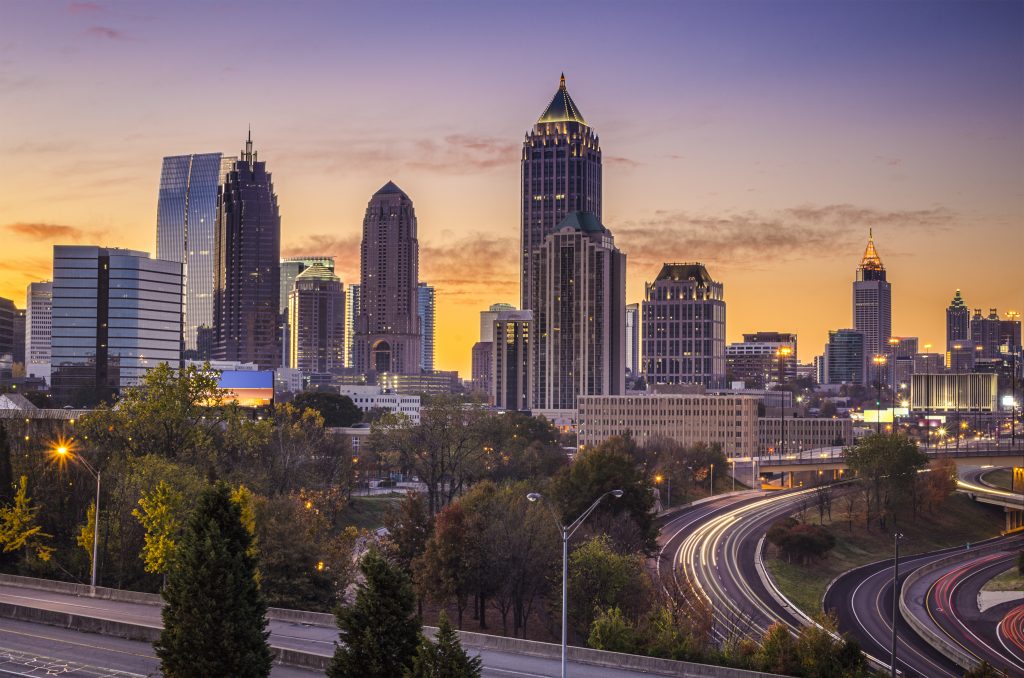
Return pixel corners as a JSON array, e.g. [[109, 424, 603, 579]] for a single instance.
[[337, 493, 404, 530], [983, 566, 1024, 592], [982, 468, 1014, 492], [765, 494, 1004, 615]]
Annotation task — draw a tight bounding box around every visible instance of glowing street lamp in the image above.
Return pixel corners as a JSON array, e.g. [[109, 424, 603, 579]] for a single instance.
[[52, 441, 100, 595], [872, 354, 888, 435], [654, 474, 671, 508]]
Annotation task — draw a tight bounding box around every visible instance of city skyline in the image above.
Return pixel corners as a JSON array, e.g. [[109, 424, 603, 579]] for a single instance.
[[1, 1, 1021, 377]]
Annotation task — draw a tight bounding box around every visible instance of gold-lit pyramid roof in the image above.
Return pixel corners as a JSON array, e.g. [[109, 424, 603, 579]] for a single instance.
[[538, 73, 587, 125], [859, 228, 884, 270]]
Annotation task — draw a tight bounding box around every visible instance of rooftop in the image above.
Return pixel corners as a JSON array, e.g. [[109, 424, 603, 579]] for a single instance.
[[556, 211, 605, 234], [295, 262, 339, 282], [655, 263, 716, 285], [537, 74, 587, 125], [374, 180, 408, 197], [859, 228, 884, 270]]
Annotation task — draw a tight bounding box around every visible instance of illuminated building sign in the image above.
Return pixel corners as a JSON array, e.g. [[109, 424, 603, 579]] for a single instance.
[[219, 370, 274, 407]]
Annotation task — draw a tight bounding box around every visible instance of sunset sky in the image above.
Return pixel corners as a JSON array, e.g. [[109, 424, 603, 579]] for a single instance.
[[1, 1, 1021, 376]]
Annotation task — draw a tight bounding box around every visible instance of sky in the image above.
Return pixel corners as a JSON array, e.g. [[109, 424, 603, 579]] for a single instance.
[[1, 0, 1021, 376]]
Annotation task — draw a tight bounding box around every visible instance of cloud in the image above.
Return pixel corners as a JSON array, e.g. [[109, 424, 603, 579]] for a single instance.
[[605, 156, 640, 168], [69, 1, 102, 12], [85, 26, 125, 40], [4, 222, 99, 242], [407, 134, 520, 173]]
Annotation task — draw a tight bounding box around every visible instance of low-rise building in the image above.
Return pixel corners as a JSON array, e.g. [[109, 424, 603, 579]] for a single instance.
[[336, 385, 421, 423], [757, 417, 853, 455], [911, 373, 997, 413]]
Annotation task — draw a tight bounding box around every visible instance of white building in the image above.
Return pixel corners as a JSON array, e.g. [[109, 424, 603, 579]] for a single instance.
[[25, 281, 52, 382], [337, 385, 421, 424]]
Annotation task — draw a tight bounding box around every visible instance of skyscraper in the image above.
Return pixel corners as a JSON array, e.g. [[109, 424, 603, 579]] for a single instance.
[[345, 284, 360, 368], [641, 263, 727, 388], [288, 263, 345, 374], [853, 230, 892, 360], [493, 311, 533, 411], [531, 212, 624, 409], [280, 256, 335, 367], [0, 298, 14, 378], [824, 329, 865, 385], [352, 182, 421, 375], [726, 332, 798, 388], [479, 302, 516, 344], [625, 303, 640, 377], [50, 246, 183, 406], [25, 281, 52, 382], [946, 289, 970, 353], [521, 74, 602, 310], [418, 283, 435, 372], [156, 153, 233, 358], [213, 133, 281, 370], [12, 309, 24, 367]]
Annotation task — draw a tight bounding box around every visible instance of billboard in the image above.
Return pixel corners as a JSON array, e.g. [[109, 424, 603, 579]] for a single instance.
[[218, 370, 274, 407]]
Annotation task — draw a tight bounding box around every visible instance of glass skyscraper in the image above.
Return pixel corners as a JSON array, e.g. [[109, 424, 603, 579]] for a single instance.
[[50, 246, 183, 406], [418, 283, 435, 372], [156, 153, 232, 358]]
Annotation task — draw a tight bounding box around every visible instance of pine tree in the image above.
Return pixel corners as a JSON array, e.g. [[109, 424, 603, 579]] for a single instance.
[[155, 482, 272, 677], [406, 611, 482, 678], [328, 547, 421, 678]]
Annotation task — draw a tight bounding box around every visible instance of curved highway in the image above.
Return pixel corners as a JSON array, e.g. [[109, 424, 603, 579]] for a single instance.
[[998, 603, 1024, 665]]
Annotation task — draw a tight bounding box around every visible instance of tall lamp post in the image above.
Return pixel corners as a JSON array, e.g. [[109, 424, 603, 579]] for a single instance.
[[527, 489, 623, 678], [891, 532, 905, 678], [53, 444, 100, 595], [654, 474, 671, 509], [872, 354, 888, 435], [775, 347, 793, 456]]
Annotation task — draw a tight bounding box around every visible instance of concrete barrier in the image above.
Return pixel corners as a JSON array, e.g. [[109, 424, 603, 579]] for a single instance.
[[0, 573, 162, 605]]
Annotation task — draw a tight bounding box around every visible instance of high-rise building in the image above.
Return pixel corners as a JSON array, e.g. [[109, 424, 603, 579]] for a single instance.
[[352, 182, 421, 375], [625, 303, 640, 377], [726, 332, 798, 388], [970, 308, 1020, 358], [418, 283, 435, 372], [345, 284, 360, 368], [531, 212, 624, 409], [641, 263, 726, 388], [479, 303, 516, 344], [280, 257, 336, 367], [12, 309, 24, 366], [156, 153, 233, 359], [0, 298, 14, 377], [50, 246, 183, 406], [999, 311, 1022, 355], [25, 281, 52, 381], [288, 263, 345, 374], [913, 352, 945, 375], [824, 329, 865, 385], [853, 230, 892, 359], [471, 341, 493, 401], [521, 75, 601, 310], [213, 133, 281, 370], [946, 289, 969, 354], [493, 311, 532, 411]]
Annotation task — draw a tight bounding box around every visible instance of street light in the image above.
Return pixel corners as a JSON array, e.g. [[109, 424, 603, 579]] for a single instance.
[[654, 474, 671, 509], [775, 347, 794, 456], [52, 442, 100, 595], [527, 489, 623, 678], [872, 354, 888, 435], [891, 532, 905, 678], [709, 463, 715, 497]]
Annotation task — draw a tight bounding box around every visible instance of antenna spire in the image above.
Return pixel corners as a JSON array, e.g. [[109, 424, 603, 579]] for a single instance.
[[559, 72, 566, 89]]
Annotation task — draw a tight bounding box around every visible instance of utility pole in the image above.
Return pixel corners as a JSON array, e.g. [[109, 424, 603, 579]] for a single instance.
[[891, 532, 904, 678]]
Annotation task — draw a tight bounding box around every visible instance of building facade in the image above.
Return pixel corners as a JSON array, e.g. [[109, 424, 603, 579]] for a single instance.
[[577, 393, 759, 457], [531, 212, 624, 410], [471, 341, 493, 401], [911, 373, 997, 413], [213, 134, 281, 370], [345, 283, 360, 368], [287, 263, 345, 374], [50, 246, 183, 406], [521, 75, 602, 310], [641, 263, 726, 388], [493, 311, 532, 411], [418, 283, 435, 372], [852, 230, 891, 360], [156, 152, 233, 358], [280, 256, 336, 368], [0, 298, 14, 377], [824, 329, 865, 385], [726, 331, 798, 388], [336, 385, 421, 424], [757, 417, 853, 455], [352, 182, 421, 375], [25, 282, 52, 382], [946, 289, 969, 354], [625, 303, 639, 377], [479, 303, 516, 344]]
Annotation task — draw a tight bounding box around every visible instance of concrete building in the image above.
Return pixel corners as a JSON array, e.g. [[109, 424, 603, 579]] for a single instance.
[[12, 309, 24, 367], [25, 282, 52, 382], [288, 263, 345, 374], [948, 343, 977, 373], [971, 308, 1021, 359], [156, 152, 233, 359], [280, 256, 336, 367], [758, 417, 853, 455], [911, 373, 997, 413], [946, 289, 970, 355], [479, 303, 516, 344], [824, 329, 865, 385], [213, 133, 281, 370], [726, 332, 797, 388], [577, 393, 759, 457], [642, 263, 726, 388], [345, 284, 360, 368], [336, 384, 420, 423], [352, 182, 421, 375], [521, 74, 602, 310], [471, 341, 493, 402], [493, 311, 532, 411], [853, 230, 891, 360], [418, 283, 435, 372], [531, 212, 625, 410], [377, 371, 460, 396], [51, 246, 183, 406], [625, 303, 640, 377], [0, 298, 14, 378], [913, 352, 945, 375]]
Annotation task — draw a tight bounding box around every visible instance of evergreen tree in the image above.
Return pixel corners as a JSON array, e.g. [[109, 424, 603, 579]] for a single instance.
[[155, 482, 272, 677], [329, 547, 421, 678], [406, 612, 482, 678]]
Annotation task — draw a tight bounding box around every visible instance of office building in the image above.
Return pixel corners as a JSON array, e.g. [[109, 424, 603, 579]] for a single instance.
[[345, 284, 360, 368], [280, 257, 336, 367], [853, 230, 891, 359], [479, 303, 516, 344], [911, 373, 997, 413], [948, 343, 977, 373], [824, 329, 865, 385], [625, 303, 640, 377], [946, 289, 970, 353], [913, 352, 945, 375], [12, 309, 24, 366], [418, 283, 435, 372], [50, 246, 183, 406], [493, 311, 532, 411], [577, 393, 759, 457], [25, 282, 52, 382], [336, 384, 421, 424], [352, 182, 421, 375], [0, 298, 14, 377], [521, 74, 601, 309], [156, 152, 233, 358], [641, 263, 726, 388], [726, 332, 798, 388], [377, 371, 460, 396], [288, 263, 345, 374], [471, 341, 493, 401], [758, 417, 853, 455], [531, 212, 624, 410], [213, 133, 281, 370], [971, 308, 1021, 359]]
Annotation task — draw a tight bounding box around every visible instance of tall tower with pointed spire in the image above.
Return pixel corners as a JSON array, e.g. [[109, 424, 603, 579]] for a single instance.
[[852, 229, 892, 360], [213, 132, 281, 369], [520, 74, 602, 309]]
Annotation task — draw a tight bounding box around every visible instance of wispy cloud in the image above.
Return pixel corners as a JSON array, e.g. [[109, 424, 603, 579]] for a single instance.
[[4, 222, 101, 242], [85, 26, 125, 40], [605, 155, 640, 168], [68, 1, 102, 13]]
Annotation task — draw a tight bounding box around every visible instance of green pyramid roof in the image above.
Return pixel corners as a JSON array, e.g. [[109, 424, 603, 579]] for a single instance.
[[538, 74, 587, 125]]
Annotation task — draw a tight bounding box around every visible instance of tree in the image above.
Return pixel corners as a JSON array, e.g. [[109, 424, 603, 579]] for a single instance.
[[415, 502, 477, 628], [156, 482, 271, 677], [406, 611, 482, 678], [291, 391, 362, 428], [588, 606, 638, 654], [767, 517, 836, 564], [329, 547, 421, 678], [132, 481, 184, 575], [0, 476, 53, 564], [384, 492, 433, 572], [795, 613, 870, 677], [757, 622, 799, 675], [963, 661, 1006, 678], [844, 434, 928, 529], [566, 535, 652, 640]]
